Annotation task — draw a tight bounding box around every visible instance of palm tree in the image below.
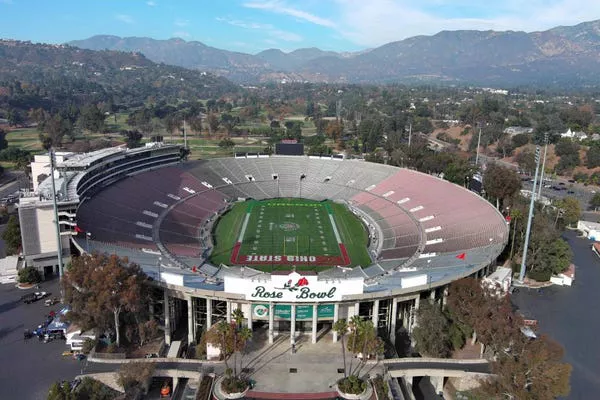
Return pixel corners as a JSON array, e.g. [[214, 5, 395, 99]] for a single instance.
[[348, 315, 362, 375], [232, 308, 244, 328], [216, 321, 231, 372], [237, 327, 252, 378], [231, 308, 245, 376], [333, 319, 348, 378]]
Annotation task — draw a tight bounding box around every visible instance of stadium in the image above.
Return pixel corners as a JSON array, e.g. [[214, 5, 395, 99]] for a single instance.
[[19, 143, 508, 347]]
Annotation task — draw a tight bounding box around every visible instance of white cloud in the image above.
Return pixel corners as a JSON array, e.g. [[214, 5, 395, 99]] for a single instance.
[[175, 18, 190, 27], [216, 17, 303, 42], [115, 14, 134, 24], [332, 0, 600, 47], [146, 1, 156, 6], [216, 17, 272, 30], [173, 31, 191, 38], [243, 1, 336, 28]]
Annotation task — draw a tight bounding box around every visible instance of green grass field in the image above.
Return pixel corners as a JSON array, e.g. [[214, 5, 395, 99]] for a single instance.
[[210, 198, 371, 271]]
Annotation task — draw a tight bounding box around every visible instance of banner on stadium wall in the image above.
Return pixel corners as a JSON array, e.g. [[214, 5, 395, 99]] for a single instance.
[[251, 304, 335, 320], [225, 272, 363, 303]]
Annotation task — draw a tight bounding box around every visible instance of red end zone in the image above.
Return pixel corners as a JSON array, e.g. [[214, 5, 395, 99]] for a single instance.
[[230, 242, 351, 266]]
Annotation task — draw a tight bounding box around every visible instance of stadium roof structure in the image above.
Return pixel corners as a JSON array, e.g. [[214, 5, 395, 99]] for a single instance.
[[74, 155, 509, 297]]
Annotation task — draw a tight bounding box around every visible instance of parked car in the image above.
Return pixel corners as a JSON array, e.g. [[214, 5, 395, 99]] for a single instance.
[[45, 297, 59, 307], [21, 291, 48, 304]]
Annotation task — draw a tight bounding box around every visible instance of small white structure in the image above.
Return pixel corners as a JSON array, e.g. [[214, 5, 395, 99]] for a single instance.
[[65, 327, 96, 351], [550, 264, 575, 287], [560, 129, 588, 141], [483, 267, 512, 295], [577, 220, 600, 241]]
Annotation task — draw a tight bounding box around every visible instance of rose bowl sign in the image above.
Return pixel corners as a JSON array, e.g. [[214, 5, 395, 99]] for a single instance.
[[224, 272, 363, 303]]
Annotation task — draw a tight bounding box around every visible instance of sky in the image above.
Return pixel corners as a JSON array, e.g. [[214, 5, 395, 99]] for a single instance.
[[1, 0, 599, 53]]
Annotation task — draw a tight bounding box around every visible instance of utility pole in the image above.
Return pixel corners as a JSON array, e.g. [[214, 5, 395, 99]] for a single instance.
[[475, 125, 482, 166], [519, 146, 541, 282], [537, 132, 549, 201], [408, 123, 412, 148], [50, 149, 64, 280], [183, 118, 188, 149]]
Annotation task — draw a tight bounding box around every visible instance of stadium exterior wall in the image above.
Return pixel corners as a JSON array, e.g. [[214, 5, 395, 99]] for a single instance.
[[60, 150, 506, 347]]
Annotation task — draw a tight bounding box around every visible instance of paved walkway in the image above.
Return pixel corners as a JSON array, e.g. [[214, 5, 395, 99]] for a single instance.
[[242, 327, 383, 394]]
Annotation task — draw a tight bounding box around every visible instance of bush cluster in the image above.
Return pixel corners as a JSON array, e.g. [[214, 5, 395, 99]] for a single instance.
[[337, 375, 366, 395]]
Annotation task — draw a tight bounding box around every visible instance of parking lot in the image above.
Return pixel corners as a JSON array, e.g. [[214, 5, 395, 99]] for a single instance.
[[0, 278, 111, 399]]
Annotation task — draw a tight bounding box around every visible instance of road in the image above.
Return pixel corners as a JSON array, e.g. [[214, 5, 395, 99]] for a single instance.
[[0, 278, 116, 399], [512, 230, 600, 400]]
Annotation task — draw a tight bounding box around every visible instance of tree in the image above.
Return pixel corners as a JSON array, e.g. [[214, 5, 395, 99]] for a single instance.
[[18, 266, 41, 284], [79, 104, 106, 133], [480, 335, 571, 399], [483, 163, 522, 209], [335, 317, 384, 394], [333, 319, 349, 378], [325, 120, 344, 142], [48, 377, 117, 400], [555, 139, 580, 173], [590, 193, 600, 210], [515, 150, 536, 175], [0, 128, 8, 151], [207, 113, 220, 135], [512, 133, 530, 148], [188, 116, 203, 133], [555, 196, 581, 227], [221, 113, 238, 135], [412, 302, 451, 357], [62, 254, 147, 348], [121, 130, 143, 149], [204, 311, 252, 393], [218, 138, 235, 150], [138, 320, 159, 346], [2, 215, 21, 255], [587, 145, 600, 168], [47, 381, 72, 400]]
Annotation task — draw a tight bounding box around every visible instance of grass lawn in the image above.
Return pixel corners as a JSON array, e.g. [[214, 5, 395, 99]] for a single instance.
[[6, 127, 44, 152], [210, 198, 371, 271], [104, 112, 131, 132]]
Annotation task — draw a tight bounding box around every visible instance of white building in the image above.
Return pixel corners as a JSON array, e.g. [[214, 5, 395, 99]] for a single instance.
[[560, 129, 588, 141], [30, 152, 73, 191], [577, 220, 600, 241]]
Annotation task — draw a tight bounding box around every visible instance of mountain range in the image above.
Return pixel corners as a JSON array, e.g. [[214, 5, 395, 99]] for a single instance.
[[69, 19, 600, 86]]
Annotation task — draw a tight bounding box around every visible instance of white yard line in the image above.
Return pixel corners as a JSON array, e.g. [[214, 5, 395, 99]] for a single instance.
[[238, 212, 251, 242], [328, 213, 343, 244]]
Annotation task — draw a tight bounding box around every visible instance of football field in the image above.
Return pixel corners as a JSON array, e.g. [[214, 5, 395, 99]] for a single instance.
[[211, 198, 371, 270]]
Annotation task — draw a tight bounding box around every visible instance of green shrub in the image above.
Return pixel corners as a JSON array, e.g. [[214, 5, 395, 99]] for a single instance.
[[82, 338, 97, 354], [527, 270, 552, 282], [337, 375, 367, 395], [18, 266, 41, 284], [221, 376, 248, 394]]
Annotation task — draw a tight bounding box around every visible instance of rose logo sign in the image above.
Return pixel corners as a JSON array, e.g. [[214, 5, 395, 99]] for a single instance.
[[276, 277, 310, 291]]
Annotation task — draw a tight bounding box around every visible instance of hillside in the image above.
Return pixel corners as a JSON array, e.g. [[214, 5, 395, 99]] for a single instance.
[[68, 20, 600, 86], [0, 39, 239, 110]]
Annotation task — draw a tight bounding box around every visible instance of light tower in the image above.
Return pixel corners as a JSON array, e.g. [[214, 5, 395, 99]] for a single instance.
[[519, 146, 541, 282]]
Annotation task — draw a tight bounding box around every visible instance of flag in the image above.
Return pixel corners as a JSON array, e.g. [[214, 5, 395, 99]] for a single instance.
[[456, 253, 466, 260], [74, 226, 84, 234]]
